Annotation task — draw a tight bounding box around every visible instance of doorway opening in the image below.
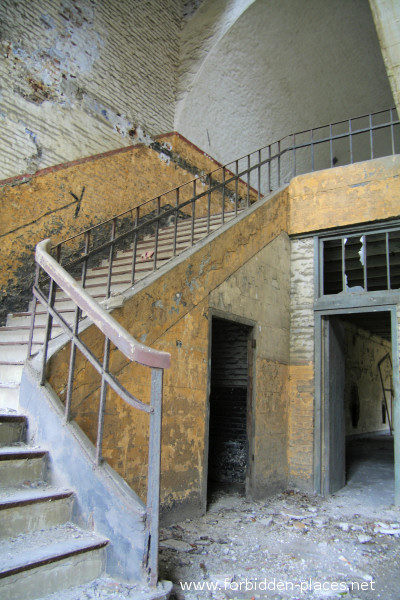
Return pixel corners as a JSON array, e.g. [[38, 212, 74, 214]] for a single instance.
[[322, 310, 395, 506], [207, 317, 253, 504]]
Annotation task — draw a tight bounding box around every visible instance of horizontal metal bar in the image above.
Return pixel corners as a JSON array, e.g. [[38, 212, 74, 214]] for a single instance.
[[32, 285, 154, 413], [36, 240, 171, 369]]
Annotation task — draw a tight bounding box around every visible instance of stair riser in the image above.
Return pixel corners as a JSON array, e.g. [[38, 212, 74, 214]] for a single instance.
[[0, 420, 26, 447], [0, 457, 47, 487], [6, 312, 74, 327], [0, 345, 38, 362], [0, 329, 63, 344], [0, 389, 20, 411], [0, 546, 106, 600], [0, 365, 24, 384], [0, 496, 73, 540]]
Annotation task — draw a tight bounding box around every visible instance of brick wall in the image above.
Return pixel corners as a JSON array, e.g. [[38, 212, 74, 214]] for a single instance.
[[0, 0, 181, 180]]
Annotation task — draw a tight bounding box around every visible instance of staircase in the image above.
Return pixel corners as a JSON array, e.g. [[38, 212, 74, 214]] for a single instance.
[[0, 210, 238, 599], [0, 211, 238, 411], [0, 411, 109, 600]]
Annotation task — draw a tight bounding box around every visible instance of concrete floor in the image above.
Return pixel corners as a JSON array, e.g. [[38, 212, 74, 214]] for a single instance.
[[330, 432, 395, 516]]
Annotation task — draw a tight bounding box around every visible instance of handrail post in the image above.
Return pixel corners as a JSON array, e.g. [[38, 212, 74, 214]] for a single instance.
[[146, 367, 163, 587], [221, 167, 225, 224], [173, 189, 179, 256], [153, 197, 161, 270], [65, 231, 90, 422], [96, 336, 110, 466], [247, 155, 250, 207], [106, 219, 116, 300], [27, 264, 40, 360], [191, 181, 196, 246], [39, 246, 60, 385], [131, 207, 139, 284], [235, 160, 239, 216]]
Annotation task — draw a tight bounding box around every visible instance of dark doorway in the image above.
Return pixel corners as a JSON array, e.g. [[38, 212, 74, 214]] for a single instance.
[[207, 317, 253, 502], [322, 310, 394, 502]]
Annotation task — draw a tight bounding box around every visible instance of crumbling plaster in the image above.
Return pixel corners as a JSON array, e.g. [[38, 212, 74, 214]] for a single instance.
[[45, 155, 400, 515], [0, 0, 181, 179]]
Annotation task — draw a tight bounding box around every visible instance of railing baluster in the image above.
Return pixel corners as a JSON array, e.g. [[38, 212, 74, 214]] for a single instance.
[[258, 150, 261, 202], [39, 246, 60, 386], [293, 133, 296, 178], [277, 140, 281, 188], [65, 231, 90, 422], [153, 197, 160, 270], [222, 167, 225, 224], [234, 160, 239, 216], [369, 113, 374, 159], [173, 189, 179, 256], [247, 155, 250, 207], [106, 219, 116, 300], [207, 176, 212, 234], [330, 124, 334, 167], [146, 367, 163, 587], [191, 181, 196, 246], [96, 336, 110, 466], [311, 129, 314, 172], [131, 207, 139, 284], [349, 119, 353, 164], [268, 145, 271, 192], [27, 264, 40, 359], [390, 108, 396, 154]]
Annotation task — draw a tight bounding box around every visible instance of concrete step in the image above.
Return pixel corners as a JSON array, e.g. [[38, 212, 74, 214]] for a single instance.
[[0, 415, 26, 447], [0, 364, 24, 384], [0, 342, 40, 362], [0, 524, 108, 600], [6, 311, 75, 328], [0, 326, 62, 344], [0, 388, 20, 411], [0, 447, 48, 487], [0, 486, 74, 539]]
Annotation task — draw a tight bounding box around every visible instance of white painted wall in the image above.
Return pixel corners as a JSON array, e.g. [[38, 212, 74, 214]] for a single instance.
[[176, 0, 395, 166]]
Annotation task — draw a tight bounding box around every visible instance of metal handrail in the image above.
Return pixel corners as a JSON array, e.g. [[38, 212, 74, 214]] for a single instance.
[[49, 107, 399, 284], [31, 239, 170, 587]]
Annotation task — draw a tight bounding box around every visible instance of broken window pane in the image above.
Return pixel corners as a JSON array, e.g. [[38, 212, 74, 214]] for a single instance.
[[344, 236, 364, 291]]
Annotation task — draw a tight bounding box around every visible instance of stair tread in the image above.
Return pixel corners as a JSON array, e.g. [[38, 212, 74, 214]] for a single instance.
[[0, 523, 108, 576], [38, 577, 173, 600], [0, 484, 73, 507]]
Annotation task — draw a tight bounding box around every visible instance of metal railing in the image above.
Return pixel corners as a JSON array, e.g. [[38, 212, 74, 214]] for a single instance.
[[26, 106, 399, 585], [36, 107, 399, 311], [29, 239, 170, 587]]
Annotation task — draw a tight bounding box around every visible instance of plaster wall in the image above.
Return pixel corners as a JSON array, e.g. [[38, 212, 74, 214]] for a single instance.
[[370, 0, 400, 117], [44, 155, 400, 511], [46, 189, 290, 520], [0, 132, 238, 323], [176, 0, 394, 166], [344, 322, 392, 436], [0, 0, 181, 180], [209, 233, 291, 498]]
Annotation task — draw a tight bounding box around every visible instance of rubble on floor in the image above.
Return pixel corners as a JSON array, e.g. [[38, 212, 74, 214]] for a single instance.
[[159, 490, 400, 600]]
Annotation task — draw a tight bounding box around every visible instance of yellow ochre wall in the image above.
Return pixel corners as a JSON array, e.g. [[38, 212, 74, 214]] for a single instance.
[[0, 132, 253, 323], [46, 154, 400, 519]]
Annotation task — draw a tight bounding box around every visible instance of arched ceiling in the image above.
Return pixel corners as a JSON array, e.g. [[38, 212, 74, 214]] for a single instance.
[[176, 0, 394, 166]]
